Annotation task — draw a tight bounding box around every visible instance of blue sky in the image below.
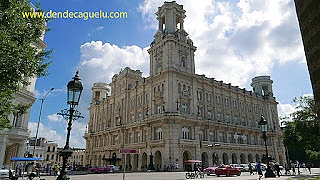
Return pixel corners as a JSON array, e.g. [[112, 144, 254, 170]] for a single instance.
[[28, 0, 313, 148]]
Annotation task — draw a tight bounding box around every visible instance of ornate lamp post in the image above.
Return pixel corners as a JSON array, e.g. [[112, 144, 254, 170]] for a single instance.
[[56, 71, 83, 180], [258, 115, 276, 178]]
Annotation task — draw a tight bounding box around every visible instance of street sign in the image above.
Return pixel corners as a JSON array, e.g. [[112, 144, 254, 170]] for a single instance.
[[120, 148, 140, 154]]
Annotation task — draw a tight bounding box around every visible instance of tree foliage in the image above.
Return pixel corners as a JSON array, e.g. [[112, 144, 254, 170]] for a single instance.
[[282, 95, 320, 164], [0, 0, 52, 129]]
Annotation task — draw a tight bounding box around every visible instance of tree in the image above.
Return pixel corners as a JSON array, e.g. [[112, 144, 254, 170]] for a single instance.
[[282, 95, 320, 164], [0, 0, 51, 129]]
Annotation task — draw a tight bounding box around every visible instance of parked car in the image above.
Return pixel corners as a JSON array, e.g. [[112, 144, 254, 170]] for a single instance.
[[89, 166, 114, 173], [230, 164, 243, 171], [203, 166, 218, 176], [0, 168, 15, 178], [214, 165, 241, 177], [240, 164, 250, 172], [106, 165, 119, 172]]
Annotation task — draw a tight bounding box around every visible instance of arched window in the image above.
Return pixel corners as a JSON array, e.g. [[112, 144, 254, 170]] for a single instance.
[[218, 132, 224, 142], [208, 111, 212, 120], [209, 132, 214, 142], [181, 56, 186, 67], [182, 103, 188, 114], [199, 130, 204, 141], [182, 127, 190, 140], [137, 132, 141, 143], [228, 133, 232, 143], [156, 128, 163, 140]]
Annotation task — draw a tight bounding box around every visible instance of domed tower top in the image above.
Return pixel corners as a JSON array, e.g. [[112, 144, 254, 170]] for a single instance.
[[148, 1, 196, 76], [92, 82, 109, 103], [251, 76, 274, 97], [156, 1, 186, 34]]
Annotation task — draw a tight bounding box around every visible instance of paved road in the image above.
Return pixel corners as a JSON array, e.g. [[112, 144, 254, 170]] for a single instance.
[[35, 168, 320, 180]]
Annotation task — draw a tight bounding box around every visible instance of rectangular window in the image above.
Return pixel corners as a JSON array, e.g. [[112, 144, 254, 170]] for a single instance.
[[182, 103, 188, 114], [217, 112, 222, 121], [208, 111, 212, 120]]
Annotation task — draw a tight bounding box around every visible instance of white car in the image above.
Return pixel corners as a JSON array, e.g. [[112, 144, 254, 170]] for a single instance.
[[0, 168, 15, 178], [106, 165, 119, 172]]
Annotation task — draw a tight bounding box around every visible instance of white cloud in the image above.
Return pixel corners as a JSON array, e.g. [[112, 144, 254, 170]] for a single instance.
[[28, 121, 87, 148], [77, 41, 150, 118], [96, 26, 104, 31], [69, 0, 307, 147], [138, 0, 305, 87], [277, 102, 295, 119], [28, 122, 65, 147], [47, 114, 63, 122]]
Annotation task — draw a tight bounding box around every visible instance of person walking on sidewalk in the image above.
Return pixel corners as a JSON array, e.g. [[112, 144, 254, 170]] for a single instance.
[[256, 162, 263, 180]]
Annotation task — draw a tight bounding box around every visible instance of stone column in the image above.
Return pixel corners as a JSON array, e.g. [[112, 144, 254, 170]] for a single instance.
[[0, 136, 8, 166], [17, 142, 26, 158]]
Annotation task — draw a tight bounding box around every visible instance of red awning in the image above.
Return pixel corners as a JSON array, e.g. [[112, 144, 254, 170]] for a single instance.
[[184, 160, 202, 163]]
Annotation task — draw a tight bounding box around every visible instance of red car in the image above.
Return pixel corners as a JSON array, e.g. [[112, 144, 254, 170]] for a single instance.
[[214, 165, 241, 177], [203, 166, 218, 176], [89, 166, 114, 173]]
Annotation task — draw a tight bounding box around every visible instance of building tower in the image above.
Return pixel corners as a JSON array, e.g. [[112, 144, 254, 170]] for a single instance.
[[251, 76, 274, 97], [148, 1, 197, 77], [91, 83, 109, 103]]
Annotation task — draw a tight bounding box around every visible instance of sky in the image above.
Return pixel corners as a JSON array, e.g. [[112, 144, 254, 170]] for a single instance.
[[28, 0, 313, 149]]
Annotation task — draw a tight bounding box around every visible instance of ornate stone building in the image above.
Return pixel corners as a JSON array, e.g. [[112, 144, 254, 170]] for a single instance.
[[84, 1, 286, 171], [0, 13, 47, 166]]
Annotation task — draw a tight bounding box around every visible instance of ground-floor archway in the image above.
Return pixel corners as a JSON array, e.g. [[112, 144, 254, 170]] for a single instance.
[[223, 153, 228, 164], [133, 154, 139, 171], [232, 153, 237, 164], [154, 150, 162, 171], [212, 152, 219, 165], [248, 154, 253, 163], [201, 152, 208, 168], [142, 153, 147, 171], [183, 150, 192, 171], [240, 153, 245, 164], [256, 154, 260, 163]]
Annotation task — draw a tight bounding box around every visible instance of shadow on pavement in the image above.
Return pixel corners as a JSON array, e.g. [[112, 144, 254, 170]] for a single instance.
[[287, 172, 320, 179]]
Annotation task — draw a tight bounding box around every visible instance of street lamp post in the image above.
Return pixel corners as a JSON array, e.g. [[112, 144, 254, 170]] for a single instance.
[[258, 115, 276, 178], [56, 71, 83, 180], [33, 87, 54, 156]]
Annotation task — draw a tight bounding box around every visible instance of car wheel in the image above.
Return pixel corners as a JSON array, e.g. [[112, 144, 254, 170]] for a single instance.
[[217, 174, 220, 177], [237, 172, 241, 176], [226, 172, 230, 177], [207, 173, 210, 176], [109, 169, 114, 173]]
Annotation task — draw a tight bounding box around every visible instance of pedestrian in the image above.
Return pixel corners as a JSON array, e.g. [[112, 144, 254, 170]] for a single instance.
[[71, 165, 74, 175], [193, 163, 198, 174], [307, 162, 311, 174], [19, 163, 23, 176], [285, 162, 290, 175], [296, 160, 301, 174], [256, 162, 263, 180], [291, 161, 296, 175], [275, 162, 281, 177], [249, 163, 254, 175]]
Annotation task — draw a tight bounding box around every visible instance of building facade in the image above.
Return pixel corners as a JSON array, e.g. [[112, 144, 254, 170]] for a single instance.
[[0, 3, 48, 167], [84, 1, 286, 171], [27, 137, 59, 166], [294, 0, 320, 120]]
